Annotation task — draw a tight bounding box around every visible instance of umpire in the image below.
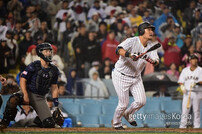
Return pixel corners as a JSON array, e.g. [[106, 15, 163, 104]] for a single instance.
[[0, 43, 60, 129]]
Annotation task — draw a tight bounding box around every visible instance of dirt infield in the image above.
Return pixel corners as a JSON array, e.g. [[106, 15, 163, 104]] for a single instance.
[[2, 127, 202, 133]]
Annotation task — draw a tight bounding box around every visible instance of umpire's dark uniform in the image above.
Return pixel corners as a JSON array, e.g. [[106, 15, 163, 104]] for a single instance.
[[0, 43, 60, 129]]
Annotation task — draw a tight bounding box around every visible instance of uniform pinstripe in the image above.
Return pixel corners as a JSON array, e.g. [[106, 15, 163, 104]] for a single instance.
[[112, 36, 159, 127], [178, 66, 202, 128]]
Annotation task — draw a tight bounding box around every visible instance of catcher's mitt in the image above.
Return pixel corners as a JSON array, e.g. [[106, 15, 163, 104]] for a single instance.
[[52, 108, 64, 127]]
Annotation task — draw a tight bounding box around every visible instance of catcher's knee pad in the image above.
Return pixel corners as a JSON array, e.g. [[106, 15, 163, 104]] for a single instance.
[[42, 117, 55, 128]]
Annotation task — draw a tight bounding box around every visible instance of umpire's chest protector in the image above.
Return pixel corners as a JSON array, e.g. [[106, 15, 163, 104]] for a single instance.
[[29, 61, 57, 95]]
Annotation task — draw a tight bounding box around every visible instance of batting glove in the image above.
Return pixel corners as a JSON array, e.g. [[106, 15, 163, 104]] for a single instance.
[[130, 53, 139, 61], [145, 58, 157, 65], [180, 85, 186, 94]]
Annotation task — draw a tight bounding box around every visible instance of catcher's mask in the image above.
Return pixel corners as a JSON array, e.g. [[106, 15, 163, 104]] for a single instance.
[[36, 43, 53, 62]]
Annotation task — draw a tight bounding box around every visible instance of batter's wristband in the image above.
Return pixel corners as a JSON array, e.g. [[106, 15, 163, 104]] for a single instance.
[[125, 51, 130, 57], [53, 98, 59, 107]]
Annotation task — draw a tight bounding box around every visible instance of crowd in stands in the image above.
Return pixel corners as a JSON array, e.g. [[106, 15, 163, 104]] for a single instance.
[[0, 0, 201, 97]]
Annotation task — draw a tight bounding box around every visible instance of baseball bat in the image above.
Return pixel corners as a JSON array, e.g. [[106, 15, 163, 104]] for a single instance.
[[137, 43, 161, 58], [186, 84, 194, 109]]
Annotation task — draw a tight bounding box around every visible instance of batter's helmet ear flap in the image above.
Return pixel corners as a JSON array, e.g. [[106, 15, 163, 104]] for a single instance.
[[138, 25, 145, 35]]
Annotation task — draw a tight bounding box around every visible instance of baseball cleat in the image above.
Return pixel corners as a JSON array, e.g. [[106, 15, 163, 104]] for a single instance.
[[111, 120, 125, 130], [114, 126, 125, 130], [123, 113, 137, 126]]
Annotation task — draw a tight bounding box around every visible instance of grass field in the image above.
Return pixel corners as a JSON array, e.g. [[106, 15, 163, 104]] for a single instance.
[[1, 128, 202, 134]]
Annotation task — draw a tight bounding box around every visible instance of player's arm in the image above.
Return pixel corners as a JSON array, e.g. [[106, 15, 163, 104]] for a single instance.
[[51, 84, 59, 107], [178, 82, 186, 94], [20, 77, 29, 104], [116, 47, 139, 61]]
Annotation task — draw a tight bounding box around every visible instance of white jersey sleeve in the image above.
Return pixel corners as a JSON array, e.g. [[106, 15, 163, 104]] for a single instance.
[[178, 68, 186, 84], [117, 38, 133, 52]]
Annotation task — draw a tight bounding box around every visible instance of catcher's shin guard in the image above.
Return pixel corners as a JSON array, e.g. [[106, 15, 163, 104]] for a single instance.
[[42, 117, 55, 128], [0, 93, 23, 128]]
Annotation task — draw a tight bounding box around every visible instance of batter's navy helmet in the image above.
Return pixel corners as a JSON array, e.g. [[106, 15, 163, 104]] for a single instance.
[[36, 43, 53, 62], [138, 22, 155, 35]]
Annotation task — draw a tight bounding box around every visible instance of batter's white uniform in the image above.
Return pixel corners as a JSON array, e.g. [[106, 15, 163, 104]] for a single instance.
[[178, 66, 202, 128], [112, 37, 159, 127]]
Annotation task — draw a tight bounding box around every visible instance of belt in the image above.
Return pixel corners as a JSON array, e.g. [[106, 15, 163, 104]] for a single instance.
[[114, 68, 137, 78]]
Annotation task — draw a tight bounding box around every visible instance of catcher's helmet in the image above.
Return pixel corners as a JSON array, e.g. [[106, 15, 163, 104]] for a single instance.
[[36, 43, 53, 62], [138, 22, 155, 35]]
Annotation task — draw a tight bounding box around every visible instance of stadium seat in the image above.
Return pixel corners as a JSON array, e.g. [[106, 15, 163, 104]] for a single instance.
[[59, 98, 74, 104], [74, 98, 100, 104], [161, 100, 182, 113], [62, 103, 80, 115], [99, 114, 113, 127], [160, 100, 182, 128], [144, 100, 161, 114], [81, 103, 102, 115], [76, 115, 100, 127], [143, 113, 166, 128], [101, 103, 117, 115]]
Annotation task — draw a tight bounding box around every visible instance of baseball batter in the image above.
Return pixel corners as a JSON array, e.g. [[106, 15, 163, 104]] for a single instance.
[[112, 22, 159, 130], [178, 54, 202, 128]]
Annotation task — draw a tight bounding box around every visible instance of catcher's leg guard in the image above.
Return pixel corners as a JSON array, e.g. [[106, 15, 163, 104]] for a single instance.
[[42, 117, 55, 128], [0, 93, 23, 129]]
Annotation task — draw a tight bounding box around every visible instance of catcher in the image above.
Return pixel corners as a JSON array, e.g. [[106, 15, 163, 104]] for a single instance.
[[0, 43, 64, 130]]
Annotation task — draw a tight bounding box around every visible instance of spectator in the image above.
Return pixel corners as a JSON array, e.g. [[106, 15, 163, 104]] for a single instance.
[[101, 30, 119, 64], [105, 0, 122, 17], [129, 8, 143, 26], [86, 32, 101, 64], [89, 61, 100, 79], [166, 63, 180, 79], [0, 74, 20, 95], [0, 18, 8, 40], [7, 0, 23, 21], [153, 85, 171, 97], [51, 45, 64, 70], [72, 24, 88, 78], [34, 21, 53, 44], [13, 21, 24, 40], [13, 105, 37, 127], [99, 58, 114, 79], [182, 45, 196, 67], [85, 71, 109, 98], [0, 1, 7, 18], [162, 34, 181, 68], [173, 24, 185, 48], [19, 30, 33, 58], [154, 5, 178, 37], [0, 39, 11, 74], [5, 30, 18, 68], [87, 12, 101, 32], [68, 0, 89, 22], [97, 21, 108, 43], [159, 16, 176, 41], [57, 81, 68, 96], [47, 0, 62, 29], [24, 45, 40, 66], [87, 0, 106, 19], [181, 35, 192, 57], [66, 69, 83, 96]]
